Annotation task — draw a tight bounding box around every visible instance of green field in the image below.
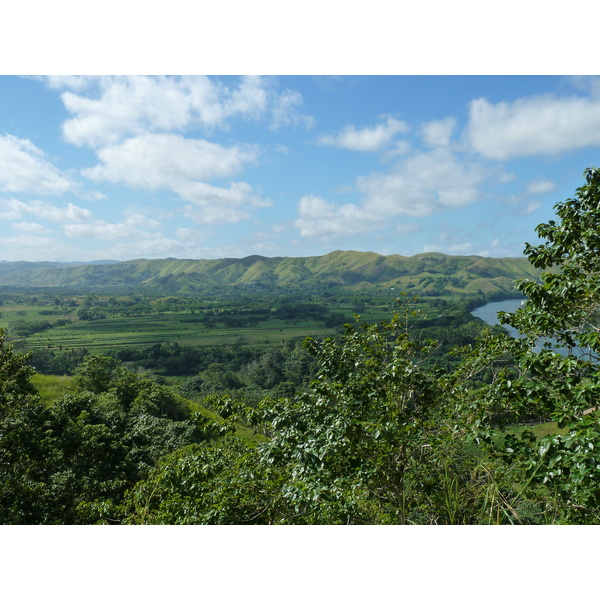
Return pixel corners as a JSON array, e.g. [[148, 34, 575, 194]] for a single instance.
[[1, 292, 437, 355]]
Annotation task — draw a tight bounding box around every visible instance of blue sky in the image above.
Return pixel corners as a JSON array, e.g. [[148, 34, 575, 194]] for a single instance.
[[2, 74, 600, 262]]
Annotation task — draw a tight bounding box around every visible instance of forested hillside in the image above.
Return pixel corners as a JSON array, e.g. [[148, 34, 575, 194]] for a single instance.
[[2, 169, 600, 525], [0, 251, 542, 297]]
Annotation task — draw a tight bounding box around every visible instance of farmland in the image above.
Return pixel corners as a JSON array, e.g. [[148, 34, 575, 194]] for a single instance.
[[0, 289, 442, 356]]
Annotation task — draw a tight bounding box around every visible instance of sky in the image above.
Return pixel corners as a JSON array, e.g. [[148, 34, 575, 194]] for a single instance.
[[2, 74, 600, 263]]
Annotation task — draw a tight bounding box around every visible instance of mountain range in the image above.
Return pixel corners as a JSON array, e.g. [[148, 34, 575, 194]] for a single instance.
[[0, 251, 541, 296]]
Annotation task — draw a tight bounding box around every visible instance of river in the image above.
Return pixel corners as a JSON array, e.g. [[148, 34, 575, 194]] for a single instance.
[[471, 298, 523, 336], [472, 298, 598, 361]]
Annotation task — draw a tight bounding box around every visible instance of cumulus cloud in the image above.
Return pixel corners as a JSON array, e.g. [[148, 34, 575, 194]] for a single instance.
[[180, 181, 271, 225], [420, 117, 456, 147], [522, 200, 542, 215], [0, 134, 76, 195], [11, 222, 50, 233], [64, 210, 162, 241], [0, 198, 93, 223], [42, 75, 97, 91], [466, 94, 600, 160], [82, 133, 259, 189], [526, 179, 556, 194], [317, 117, 408, 152], [270, 89, 316, 130], [100, 237, 185, 260], [80, 134, 270, 226], [60, 76, 244, 147], [40, 76, 309, 231], [357, 148, 486, 216], [2, 234, 55, 248], [50, 75, 314, 148], [0, 234, 75, 261], [422, 241, 475, 254], [295, 148, 488, 238], [295, 195, 383, 237]]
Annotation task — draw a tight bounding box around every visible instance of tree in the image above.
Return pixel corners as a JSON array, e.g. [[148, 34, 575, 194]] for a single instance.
[[0, 329, 49, 523], [123, 437, 281, 525], [459, 168, 600, 523], [125, 297, 489, 525], [0, 329, 36, 400], [74, 355, 120, 394], [254, 298, 481, 524], [1, 333, 205, 524], [510, 166, 600, 355]]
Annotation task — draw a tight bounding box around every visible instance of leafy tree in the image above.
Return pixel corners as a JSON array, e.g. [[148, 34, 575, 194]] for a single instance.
[[125, 298, 489, 524], [457, 168, 600, 523], [254, 299, 481, 524], [0, 334, 206, 524], [0, 330, 50, 523], [123, 436, 281, 524], [0, 329, 37, 399], [74, 355, 120, 394]]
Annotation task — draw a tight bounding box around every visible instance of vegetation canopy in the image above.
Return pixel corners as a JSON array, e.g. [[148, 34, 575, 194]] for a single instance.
[[2, 168, 600, 524]]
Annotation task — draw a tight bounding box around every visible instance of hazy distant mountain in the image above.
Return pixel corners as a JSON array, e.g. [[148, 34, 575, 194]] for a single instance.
[[0, 251, 540, 296]]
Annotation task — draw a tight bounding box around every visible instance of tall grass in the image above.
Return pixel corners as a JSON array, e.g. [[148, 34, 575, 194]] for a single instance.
[[31, 373, 79, 405]]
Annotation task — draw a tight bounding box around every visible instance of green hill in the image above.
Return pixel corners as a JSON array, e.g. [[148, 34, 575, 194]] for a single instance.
[[0, 251, 542, 297]]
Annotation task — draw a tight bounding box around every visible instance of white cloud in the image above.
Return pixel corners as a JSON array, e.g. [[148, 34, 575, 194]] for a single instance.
[[357, 148, 486, 216], [101, 237, 185, 260], [295, 148, 489, 238], [422, 241, 474, 255], [317, 117, 408, 152], [420, 117, 456, 147], [0, 198, 93, 223], [79, 190, 107, 201], [384, 140, 411, 159], [270, 89, 316, 130], [295, 195, 382, 237], [82, 133, 259, 189], [0, 234, 74, 261], [42, 75, 97, 91], [522, 200, 542, 215], [0, 134, 76, 195], [467, 94, 600, 160], [3, 234, 54, 248], [60, 76, 228, 147], [177, 180, 271, 224], [565, 76, 600, 97], [51, 75, 314, 148], [64, 221, 151, 241], [526, 179, 556, 194], [11, 222, 50, 233], [81, 134, 269, 226], [63, 210, 161, 241], [176, 180, 268, 208], [448, 242, 473, 254]]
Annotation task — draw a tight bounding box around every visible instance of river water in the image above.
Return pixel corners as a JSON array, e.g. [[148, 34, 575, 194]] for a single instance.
[[471, 299, 523, 335], [472, 298, 597, 361]]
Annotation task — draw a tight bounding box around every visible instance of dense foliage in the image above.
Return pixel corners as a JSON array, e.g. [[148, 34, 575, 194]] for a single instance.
[[3, 168, 600, 524], [0, 340, 207, 524]]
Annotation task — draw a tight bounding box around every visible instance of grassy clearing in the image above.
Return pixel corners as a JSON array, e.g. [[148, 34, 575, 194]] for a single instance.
[[507, 420, 568, 438], [29, 374, 263, 444], [31, 373, 79, 405]]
